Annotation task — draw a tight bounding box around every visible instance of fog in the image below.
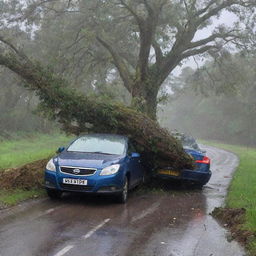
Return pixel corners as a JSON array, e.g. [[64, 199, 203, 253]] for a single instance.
[[0, 0, 255, 147], [159, 54, 256, 146]]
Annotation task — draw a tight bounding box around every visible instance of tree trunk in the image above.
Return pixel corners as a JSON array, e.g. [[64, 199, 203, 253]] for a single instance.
[[131, 80, 158, 120], [0, 51, 193, 171]]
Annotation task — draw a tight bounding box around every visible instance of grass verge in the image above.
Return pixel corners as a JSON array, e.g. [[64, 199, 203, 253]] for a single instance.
[[202, 140, 256, 255], [0, 132, 73, 169], [0, 132, 73, 209], [0, 189, 46, 209]]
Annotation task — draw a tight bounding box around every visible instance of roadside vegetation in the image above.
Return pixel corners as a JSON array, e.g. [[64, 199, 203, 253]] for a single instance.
[[204, 141, 256, 255], [0, 133, 73, 208], [0, 189, 45, 207], [0, 133, 73, 169]]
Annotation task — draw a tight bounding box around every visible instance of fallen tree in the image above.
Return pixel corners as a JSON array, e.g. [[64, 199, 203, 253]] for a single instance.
[[0, 44, 193, 170]]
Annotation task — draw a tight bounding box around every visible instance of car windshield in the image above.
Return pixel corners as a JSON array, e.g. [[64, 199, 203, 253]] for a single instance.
[[67, 135, 126, 155]]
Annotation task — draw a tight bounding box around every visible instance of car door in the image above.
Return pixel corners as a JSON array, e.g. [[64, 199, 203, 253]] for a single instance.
[[127, 142, 143, 186]]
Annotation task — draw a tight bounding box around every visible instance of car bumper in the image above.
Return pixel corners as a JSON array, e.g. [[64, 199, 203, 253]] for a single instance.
[[44, 170, 123, 194], [157, 169, 212, 185]]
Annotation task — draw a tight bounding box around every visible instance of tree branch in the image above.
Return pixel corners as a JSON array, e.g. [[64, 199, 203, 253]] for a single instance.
[[0, 35, 28, 61], [96, 36, 133, 92], [8, 0, 58, 23], [157, 0, 247, 85], [152, 40, 163, 65], [143, 0, 154, 16], [119, 51, 137, 70], [118, 0, 143, 26], [196, 0, 237, 25], [196, 0, 217, 17], [181, 45, 218, 59], [187, 31, 239, 49]]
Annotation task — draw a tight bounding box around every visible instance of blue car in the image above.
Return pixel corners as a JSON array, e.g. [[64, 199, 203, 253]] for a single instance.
[[44, 134, 145, 203], [157, 133, 212, 187]]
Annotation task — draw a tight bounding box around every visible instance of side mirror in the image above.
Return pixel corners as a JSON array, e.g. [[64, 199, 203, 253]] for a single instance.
[[131, 152, 140, 158], [57, 147, 65, 154]]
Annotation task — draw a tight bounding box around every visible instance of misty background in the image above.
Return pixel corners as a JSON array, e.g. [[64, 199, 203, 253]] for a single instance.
[[0, 0, 255, 146]]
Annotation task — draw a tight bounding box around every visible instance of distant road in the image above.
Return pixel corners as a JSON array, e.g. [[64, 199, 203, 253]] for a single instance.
[[0, 146, 246, 256]]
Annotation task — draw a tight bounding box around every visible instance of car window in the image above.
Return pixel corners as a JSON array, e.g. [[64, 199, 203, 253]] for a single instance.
[[171, 132, 201, 151], [181, 136, 200, 151], [67, 135, 126, 155]]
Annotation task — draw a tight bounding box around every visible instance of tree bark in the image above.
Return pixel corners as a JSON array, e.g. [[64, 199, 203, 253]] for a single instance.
[[131, 80, 159, 120], [0, 50, 193, 171]]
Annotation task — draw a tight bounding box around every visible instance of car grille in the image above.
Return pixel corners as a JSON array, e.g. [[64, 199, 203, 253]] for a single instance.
[[60, 167, 96, 176], [60, 184, 93, 191]]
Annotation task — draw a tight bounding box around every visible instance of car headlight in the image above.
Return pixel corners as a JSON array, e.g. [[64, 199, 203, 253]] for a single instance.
[[46, 158, 56, 172], [100, 164, 120, 176]]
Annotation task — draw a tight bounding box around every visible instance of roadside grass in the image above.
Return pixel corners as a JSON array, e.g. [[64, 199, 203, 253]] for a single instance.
[[0, 133, 74, 169], [202, 140, 256, 254], [0, 132, 73, 208], [0, 189, 46, 208]]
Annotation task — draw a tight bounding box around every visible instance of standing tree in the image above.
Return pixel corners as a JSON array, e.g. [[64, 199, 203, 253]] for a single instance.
[[95, 0, 255, 119]]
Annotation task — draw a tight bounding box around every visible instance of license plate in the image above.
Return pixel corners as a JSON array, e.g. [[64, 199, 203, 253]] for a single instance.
[[158, 170, 180, 176], [63, 178, 88, 185]]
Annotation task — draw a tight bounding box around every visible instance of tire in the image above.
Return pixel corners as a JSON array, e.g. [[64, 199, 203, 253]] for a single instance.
[[46, 189, 62, 200], [116, 177, 128, 204]]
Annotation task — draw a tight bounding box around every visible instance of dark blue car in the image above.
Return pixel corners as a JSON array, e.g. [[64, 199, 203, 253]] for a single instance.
[[157, 133, 212, 187], [45, 134, 145, 203]]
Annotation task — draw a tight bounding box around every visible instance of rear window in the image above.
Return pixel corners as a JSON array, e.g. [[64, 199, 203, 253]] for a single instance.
[[181, 136, 200, 151], [172, 132, 201, 151]]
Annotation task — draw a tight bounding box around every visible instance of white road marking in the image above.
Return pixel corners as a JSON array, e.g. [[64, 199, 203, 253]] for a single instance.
[[131, 201, 161, 223], [54, 245, 74, 256], [83, 218, 110, 239], [37, 208, 56, 218], [45, 208, 55, 214], [53, 219, 110, 256], [37, 207, 62, 218]]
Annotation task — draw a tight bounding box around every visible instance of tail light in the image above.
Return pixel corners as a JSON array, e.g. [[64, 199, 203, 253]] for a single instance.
[[196, 156, 210, 164]]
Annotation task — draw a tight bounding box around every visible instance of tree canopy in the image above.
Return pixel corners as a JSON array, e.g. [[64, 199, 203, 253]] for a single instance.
[[1, 0, 255, 118]]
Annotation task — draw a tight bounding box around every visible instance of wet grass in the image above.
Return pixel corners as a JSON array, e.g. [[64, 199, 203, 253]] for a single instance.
[[0, 132, 73, 208], [0, 133, 74, 169], [0, 189, 46, 208], [202, 140, 256, 255]]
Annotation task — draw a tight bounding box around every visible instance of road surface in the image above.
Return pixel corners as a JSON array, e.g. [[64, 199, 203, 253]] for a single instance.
[[0, 145, 246, 256]]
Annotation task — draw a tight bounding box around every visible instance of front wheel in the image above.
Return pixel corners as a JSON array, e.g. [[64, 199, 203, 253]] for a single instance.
[[116, 177, 128, 204], [46, 189, 62, 200]]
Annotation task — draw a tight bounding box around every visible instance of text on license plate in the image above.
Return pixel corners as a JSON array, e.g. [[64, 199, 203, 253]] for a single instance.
[[158, 170, 180, 176], [63, 178, 88, 185]]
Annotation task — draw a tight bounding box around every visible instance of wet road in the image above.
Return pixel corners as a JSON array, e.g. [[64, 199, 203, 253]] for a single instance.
[[0, 146, 246, 256]]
